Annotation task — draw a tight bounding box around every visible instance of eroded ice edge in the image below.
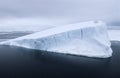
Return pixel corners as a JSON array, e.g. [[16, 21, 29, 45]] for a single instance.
[[0, 21, 113, 58]]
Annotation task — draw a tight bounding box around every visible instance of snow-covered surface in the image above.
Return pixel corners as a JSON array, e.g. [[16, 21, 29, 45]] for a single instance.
[[108, 30, 120, 41], [0, 21, 113, 58]]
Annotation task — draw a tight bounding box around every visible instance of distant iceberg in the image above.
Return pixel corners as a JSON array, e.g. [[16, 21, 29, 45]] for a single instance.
[[0, 21, 112, 58], [108, 30, 120, 41]]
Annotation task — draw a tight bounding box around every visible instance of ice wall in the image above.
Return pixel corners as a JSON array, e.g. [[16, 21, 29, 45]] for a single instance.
[[0, 21, 112, 58]]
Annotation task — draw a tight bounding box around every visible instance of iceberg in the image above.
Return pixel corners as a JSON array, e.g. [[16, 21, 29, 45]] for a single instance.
[[0, 21, 112, 58]]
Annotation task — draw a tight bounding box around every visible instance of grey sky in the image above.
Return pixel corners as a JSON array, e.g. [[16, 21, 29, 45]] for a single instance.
[[0, 0, 119, 26]]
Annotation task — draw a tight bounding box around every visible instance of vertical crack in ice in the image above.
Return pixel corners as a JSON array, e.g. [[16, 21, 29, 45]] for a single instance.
[[67, 32, 71, 40], [53, 35, 57, 47], [81, 29, 83, 39]]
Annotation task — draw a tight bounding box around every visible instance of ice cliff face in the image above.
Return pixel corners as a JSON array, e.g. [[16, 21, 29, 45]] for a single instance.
[[0, 21, 112, 58]]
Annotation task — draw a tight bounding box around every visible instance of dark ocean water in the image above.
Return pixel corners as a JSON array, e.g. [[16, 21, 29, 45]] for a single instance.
[[0, 32, 120, 78], [0, 31, 33, 42]]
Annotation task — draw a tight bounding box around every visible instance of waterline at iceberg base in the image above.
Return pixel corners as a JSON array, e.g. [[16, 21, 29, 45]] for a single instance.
[[0, 21, 113, 58]]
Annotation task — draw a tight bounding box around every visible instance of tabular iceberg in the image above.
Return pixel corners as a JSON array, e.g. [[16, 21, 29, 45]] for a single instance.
[[0, 21, 112, 58]]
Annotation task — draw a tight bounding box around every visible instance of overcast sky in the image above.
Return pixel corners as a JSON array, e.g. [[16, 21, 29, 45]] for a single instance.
[[0, 0, 119, 28]]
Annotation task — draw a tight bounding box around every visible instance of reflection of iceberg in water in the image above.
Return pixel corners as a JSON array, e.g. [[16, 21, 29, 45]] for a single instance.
[[0, 21, 112, 58]]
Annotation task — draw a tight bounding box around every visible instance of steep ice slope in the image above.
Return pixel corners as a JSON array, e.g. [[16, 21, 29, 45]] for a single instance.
[[0, 21, 112, 58]]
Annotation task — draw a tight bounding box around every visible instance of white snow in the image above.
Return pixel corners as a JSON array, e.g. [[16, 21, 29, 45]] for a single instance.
[[0, 21, 113, 58]]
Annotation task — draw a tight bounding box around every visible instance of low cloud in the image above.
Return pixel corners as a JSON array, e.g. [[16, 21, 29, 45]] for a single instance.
[[0, 0, 119, 26]]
